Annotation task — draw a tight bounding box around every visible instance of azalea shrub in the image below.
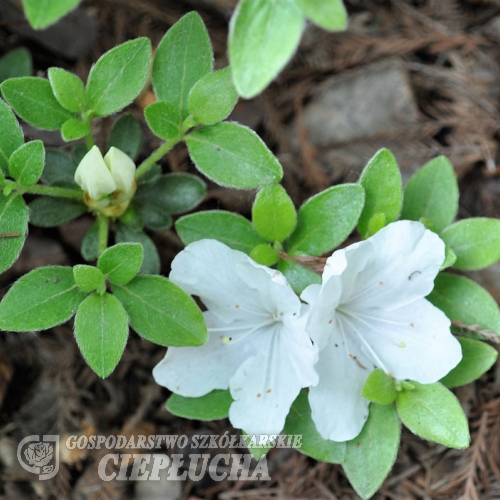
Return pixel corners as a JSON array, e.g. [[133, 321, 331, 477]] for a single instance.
[[1, 5, 500, 500]]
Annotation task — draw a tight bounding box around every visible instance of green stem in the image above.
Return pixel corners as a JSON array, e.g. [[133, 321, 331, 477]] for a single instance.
[[18, 184, 83, 201], [85, 132, 95, 150], [83, 112, 95, 149], [97, 215, 109, 257], [135, 136, 182, 179]]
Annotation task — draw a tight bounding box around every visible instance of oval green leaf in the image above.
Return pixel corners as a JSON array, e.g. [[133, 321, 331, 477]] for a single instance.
[[73, 265, 105, 293], [186, 122, 283, 188], [176, 210, 266, 255], [277, 259, 322, 295], [74, 293, 129, 378], [166, 390, 233, 421], [8, 140, 45, 186], [115, 225, 160, 275], [97, 242, 143, 285], [229, 0, 304, 98], [48, 67, 87, 113], [21, 0, 81, 29], [252, 184, 297, 243], [108, 113, 142, 161], [28, 197, 86, 227], [144, 101, 182, 140], [293, 0, 347, 31], [0, 48, 32, 83], [288, 184, 365, 256], [396, 382, 470, 449], [0, 98, 24, 174], [361, 368, 397, 405], [0, 266, 85, 331], [112, 275, 207, 347], [0, 194, 28, 274], [86, 38, 152, 117]]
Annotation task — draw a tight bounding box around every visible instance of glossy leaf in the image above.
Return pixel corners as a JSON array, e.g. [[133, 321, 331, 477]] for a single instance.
[[28, 197, 86, 227], [166, 390, 233, 421], [48, 67, 87, 112], [188, 67, 238, 125], [186, 122, 283, 188], [112, 275, 207, 346], [288, 184, 364, 256], [97, 243, 143, 285], [440, 337, 498, 388], [343, 404, 400, 500], [229, 0, 304, 98], [401, 156, 458, 233], [357, 149, 402, 238], [441, 218, 500, 270], [176, 210, 266, 254], [74, 293, 129, 378], [0, 266, 85, 331], [396, 382, 470, 449], [1, 77, 75, 130], [153, 12, 213, 119], [283, 391, 346, 463], [86, 38, 152, 117], [0, 194, 28, 274], [252, 184, 297, 243], [293, 0, 347, 31], [8, 140, 44, 186]]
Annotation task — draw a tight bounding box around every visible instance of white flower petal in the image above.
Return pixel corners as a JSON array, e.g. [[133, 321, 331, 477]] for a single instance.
[[229, 321, 318, 436], [308, 321, 371, 441], [152, 313, 249, 397], [104, 147, 136, 194], [334, 221, 445, 311], [170, 239, 300, 324], [337, 299, 462, 383], [74, 146, 116, 200]]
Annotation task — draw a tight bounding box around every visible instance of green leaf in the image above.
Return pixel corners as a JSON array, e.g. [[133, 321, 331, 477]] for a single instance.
[[135, 204, 172, 232], [186, 122, 283, 188], [440, 337, 498, 388], [61, 119, 89, 142], [176, 211, 266, 254], [48, 67, 87, 113], [8, 140, 44, 186], [81, 220, 99, 261], [1, 77, 75, 130], [249, 244, 280, 266], [293, 0, 347, 31], [441, 218, 500, 270], [0, 48, 32, 84], [401, 156, 459, 233], [357, 149, 402, 238], [0, 99, 24, 174], [0, 266, 85, 331], [366, 212, 386, 237], [73, 264, 105, 293], [441, 244, 457, 270], [229, 0, 304, 98], [21, 0, 81, 29], [0, 194, 28, 274], [134, 173, 206, 216], [188, 67, 238, 125], [361, 369, 397, 405], [166, 390, 233, 421], [86, 38, 152, 117], [97, 243, 143, 285], [277, 258, 321, 295], [283, 391, 346, 463], [41, 148, 78, 187], [72, 143, 88, 167], [396, 382, 470, 449], [74, 293, 129, 378], [115, 224, 160, 275], [252, 184, 297, 243], [428, 272, 500, 335], [343, 404, 400, 500], [152, 11, 213, 119], [28, 197, 86, 227], [288, 184, 365, 256], [112, 275, 207, 346], [244, 432, 276, 460], [108, 113, 142, 161], [144, 101, 182, 140]]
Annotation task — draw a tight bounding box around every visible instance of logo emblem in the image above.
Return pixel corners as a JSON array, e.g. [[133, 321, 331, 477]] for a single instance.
[[17, 435, 59, 480]]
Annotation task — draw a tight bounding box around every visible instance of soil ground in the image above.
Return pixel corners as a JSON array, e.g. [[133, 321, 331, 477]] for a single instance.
[[1, 0, 500, 498]]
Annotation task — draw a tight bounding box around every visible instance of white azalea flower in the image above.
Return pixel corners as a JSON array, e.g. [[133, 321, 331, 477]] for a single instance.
[[74, 146, 136, 201], [302, 220, 462, 442], [153, 239, 318, 437]]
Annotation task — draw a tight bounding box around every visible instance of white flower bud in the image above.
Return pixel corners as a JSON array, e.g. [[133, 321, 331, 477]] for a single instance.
[[104, 147, 136, 195]]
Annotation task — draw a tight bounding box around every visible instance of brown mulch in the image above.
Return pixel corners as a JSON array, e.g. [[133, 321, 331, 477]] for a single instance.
[[1, 0, 500, 498]]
